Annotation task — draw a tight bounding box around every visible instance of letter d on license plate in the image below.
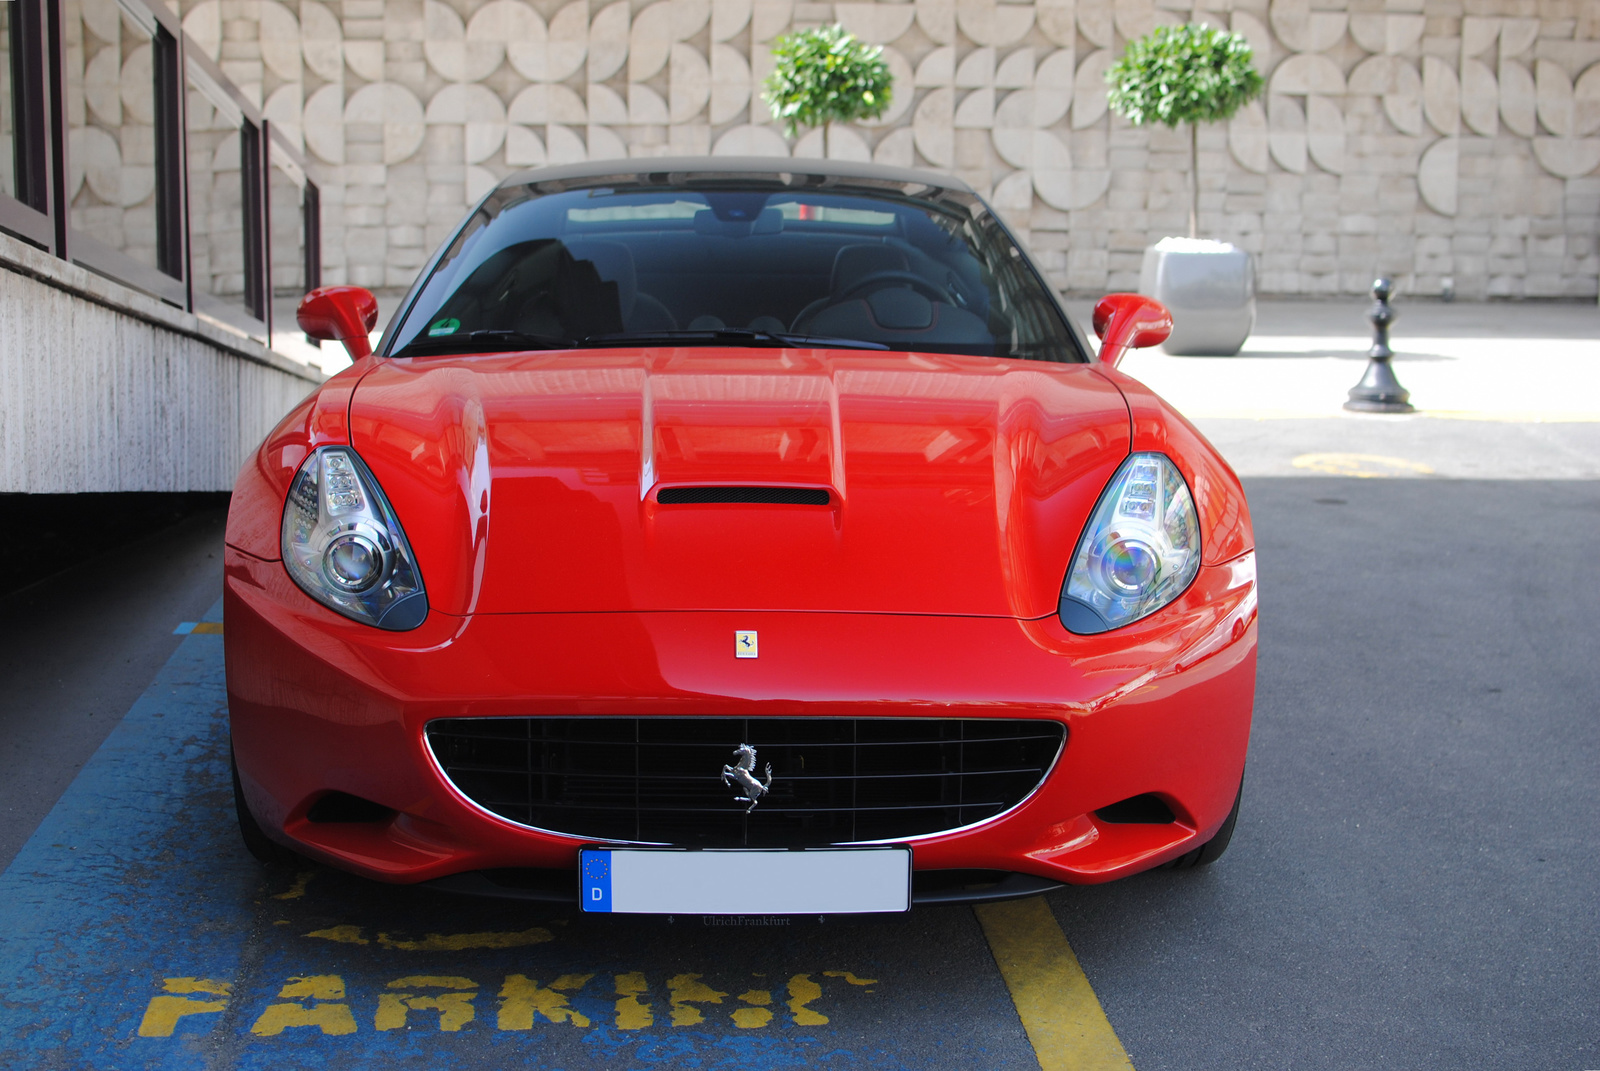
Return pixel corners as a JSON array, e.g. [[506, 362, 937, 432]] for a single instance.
[[580, 847, 911, 915]]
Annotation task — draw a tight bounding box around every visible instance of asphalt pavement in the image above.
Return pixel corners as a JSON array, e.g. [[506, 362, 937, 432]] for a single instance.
[[0, 507, 227, 871], [1062, 476, 1600, 1070], [0, 298, 1595, 1069]]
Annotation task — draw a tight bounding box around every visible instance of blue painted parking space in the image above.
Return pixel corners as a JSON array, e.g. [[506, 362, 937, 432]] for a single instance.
[[0, 605, 1056, 1071]]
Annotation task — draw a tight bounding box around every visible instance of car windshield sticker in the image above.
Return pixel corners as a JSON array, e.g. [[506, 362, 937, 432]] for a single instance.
[[428, 317, 461, 336]]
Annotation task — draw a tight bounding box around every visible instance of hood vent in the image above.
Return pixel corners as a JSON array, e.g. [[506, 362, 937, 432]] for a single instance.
[[657, 486, 830, 505]]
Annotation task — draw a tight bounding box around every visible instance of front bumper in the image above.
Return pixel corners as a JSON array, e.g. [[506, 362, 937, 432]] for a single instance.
[[224, 547, 1256, 891]]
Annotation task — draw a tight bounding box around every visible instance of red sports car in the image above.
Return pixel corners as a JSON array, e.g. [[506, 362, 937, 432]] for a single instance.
[[224, 158, 1256, 915]]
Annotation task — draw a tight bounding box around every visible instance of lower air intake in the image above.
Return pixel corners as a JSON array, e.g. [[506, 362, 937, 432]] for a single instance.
[[425, 717, 1064, 847]]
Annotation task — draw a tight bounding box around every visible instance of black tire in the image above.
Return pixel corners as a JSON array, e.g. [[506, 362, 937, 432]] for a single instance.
[[1167, 776, 1243, 870], [232, 748, 297, 865]]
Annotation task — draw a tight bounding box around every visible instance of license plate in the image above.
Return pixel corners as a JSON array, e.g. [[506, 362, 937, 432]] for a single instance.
[[579, 846, 912, 915]]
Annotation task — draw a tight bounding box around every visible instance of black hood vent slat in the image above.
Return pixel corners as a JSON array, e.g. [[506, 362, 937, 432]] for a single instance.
[[657, 486, 830, 505]]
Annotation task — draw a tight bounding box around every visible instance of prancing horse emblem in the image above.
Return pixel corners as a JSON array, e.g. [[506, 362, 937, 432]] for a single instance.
[[721, 744, 773, 813]]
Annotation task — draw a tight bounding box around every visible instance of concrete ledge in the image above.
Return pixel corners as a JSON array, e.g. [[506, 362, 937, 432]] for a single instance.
[[0, 231, 326, 493], [0, 231, 322, 386]]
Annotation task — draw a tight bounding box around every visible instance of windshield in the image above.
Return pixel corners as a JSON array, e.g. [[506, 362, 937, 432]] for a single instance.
[[387, 181, 1086, 363]]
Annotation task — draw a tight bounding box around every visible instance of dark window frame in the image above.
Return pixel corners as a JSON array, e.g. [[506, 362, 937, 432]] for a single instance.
[[240, 118, 265, 323], [0, 0, 54, 249], [152, 22, 184, 279], [303, 180, 321, 292]]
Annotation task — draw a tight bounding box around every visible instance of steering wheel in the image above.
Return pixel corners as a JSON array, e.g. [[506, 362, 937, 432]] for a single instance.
[[833, 270, 954, 305]]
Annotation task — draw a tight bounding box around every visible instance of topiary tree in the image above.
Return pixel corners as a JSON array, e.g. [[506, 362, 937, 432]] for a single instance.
[[763, 24, 893, 152], [1106, 23, 1264, 239]]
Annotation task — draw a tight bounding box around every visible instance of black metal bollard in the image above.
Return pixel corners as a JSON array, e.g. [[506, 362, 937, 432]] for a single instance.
[[1344, 278, 1414, 413]]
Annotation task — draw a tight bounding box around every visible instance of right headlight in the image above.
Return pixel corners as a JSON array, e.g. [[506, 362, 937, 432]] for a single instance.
[[1059, 452, 1201, 634], [280, 446, 428, 630]]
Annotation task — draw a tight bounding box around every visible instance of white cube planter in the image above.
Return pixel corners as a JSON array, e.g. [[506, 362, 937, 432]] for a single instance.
[[1138, 239, 1256, 356]]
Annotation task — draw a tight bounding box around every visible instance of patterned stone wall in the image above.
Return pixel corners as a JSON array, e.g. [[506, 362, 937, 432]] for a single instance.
[[177, 0, 1600, 299]]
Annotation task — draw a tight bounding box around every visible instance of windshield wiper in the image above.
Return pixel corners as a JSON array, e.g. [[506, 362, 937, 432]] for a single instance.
[[395, 327, 892, 356], [393, 329, 577, 357], [582, 329, 889, 351]]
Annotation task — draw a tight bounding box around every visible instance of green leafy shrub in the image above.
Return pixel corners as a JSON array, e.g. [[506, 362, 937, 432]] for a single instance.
[[1106, 24, 1264, 238], [763, 24, 893, 140]]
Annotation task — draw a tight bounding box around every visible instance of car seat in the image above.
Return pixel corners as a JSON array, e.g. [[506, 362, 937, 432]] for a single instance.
[[563, 239, 678, 333]]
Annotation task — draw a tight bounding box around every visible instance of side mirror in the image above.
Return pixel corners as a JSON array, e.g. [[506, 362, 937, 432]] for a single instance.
[[1092, 293, 1172, 368], [297, 286, 380, 360]]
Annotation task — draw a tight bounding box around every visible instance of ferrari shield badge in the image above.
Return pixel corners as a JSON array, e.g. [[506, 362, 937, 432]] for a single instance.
[[735, 630, 758, 658], [721, 744, 772, 813]]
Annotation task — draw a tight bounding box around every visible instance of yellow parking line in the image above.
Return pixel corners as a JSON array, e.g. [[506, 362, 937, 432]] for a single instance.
[[975, 897, 1135, 1071]]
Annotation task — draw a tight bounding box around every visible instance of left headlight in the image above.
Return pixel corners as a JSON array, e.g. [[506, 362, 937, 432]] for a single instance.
[[280, 446, 428, 630], [1059, 452, 1201, 634]]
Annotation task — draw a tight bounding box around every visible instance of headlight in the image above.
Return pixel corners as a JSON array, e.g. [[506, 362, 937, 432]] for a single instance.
[[1059, 453, 1201, 634], [280, 446, 428, 630]]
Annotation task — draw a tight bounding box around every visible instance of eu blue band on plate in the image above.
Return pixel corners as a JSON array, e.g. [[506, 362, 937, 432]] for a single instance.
[[581, 849, 612, 912]]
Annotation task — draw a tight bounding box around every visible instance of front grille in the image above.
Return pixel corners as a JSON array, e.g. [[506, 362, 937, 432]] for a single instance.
[[425, 717, 1064, 847]]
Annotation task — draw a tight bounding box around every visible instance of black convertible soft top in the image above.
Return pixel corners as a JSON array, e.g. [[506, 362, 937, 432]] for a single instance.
[[499, 155, 975, 197]]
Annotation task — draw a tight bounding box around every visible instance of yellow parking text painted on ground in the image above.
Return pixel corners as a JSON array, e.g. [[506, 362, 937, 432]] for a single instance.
[[613, 970, 653, 1028], [732, 987, 773, 1029], [976, 897, 1135, 1071], [272, 870, 314, 900], [498, 973, 594, 1028], [135, 978, 232, 1037], [249, 975, 357, 1036], [304, 923, 556, 949], [136, 967, 871, 1040], [822, 971, 878, 989], [376, 976, 478, 1032], [667, 972, 727, 1025]]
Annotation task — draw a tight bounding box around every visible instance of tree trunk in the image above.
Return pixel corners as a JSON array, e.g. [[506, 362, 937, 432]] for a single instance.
[[1189, 121, 1200, 239]]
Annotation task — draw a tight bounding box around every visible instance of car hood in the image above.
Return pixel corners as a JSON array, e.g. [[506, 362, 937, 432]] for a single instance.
[[348, 347, 1131, 618]]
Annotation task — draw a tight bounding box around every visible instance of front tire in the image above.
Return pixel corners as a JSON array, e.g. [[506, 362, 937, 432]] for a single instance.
[[232, 747, 297, 864], [1167, 777, 1242, 870]]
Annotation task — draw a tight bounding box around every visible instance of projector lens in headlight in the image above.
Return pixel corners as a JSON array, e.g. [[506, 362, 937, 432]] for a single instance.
[[1103, 538, 1159, 596], [1059, 453, 1201, 634], [323, 531, 384, 592]]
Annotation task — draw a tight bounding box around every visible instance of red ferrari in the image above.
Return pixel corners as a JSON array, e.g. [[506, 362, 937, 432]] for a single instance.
[[224, 158, 1255, 915]]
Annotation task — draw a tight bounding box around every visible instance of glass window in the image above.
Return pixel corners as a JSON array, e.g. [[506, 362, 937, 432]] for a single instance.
[[268, 143, 306, 303], [390, 181, 1084, 364], [185, 65, 246, 321], [64, 0, 161, 268], [268, 141, 318, 359]]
